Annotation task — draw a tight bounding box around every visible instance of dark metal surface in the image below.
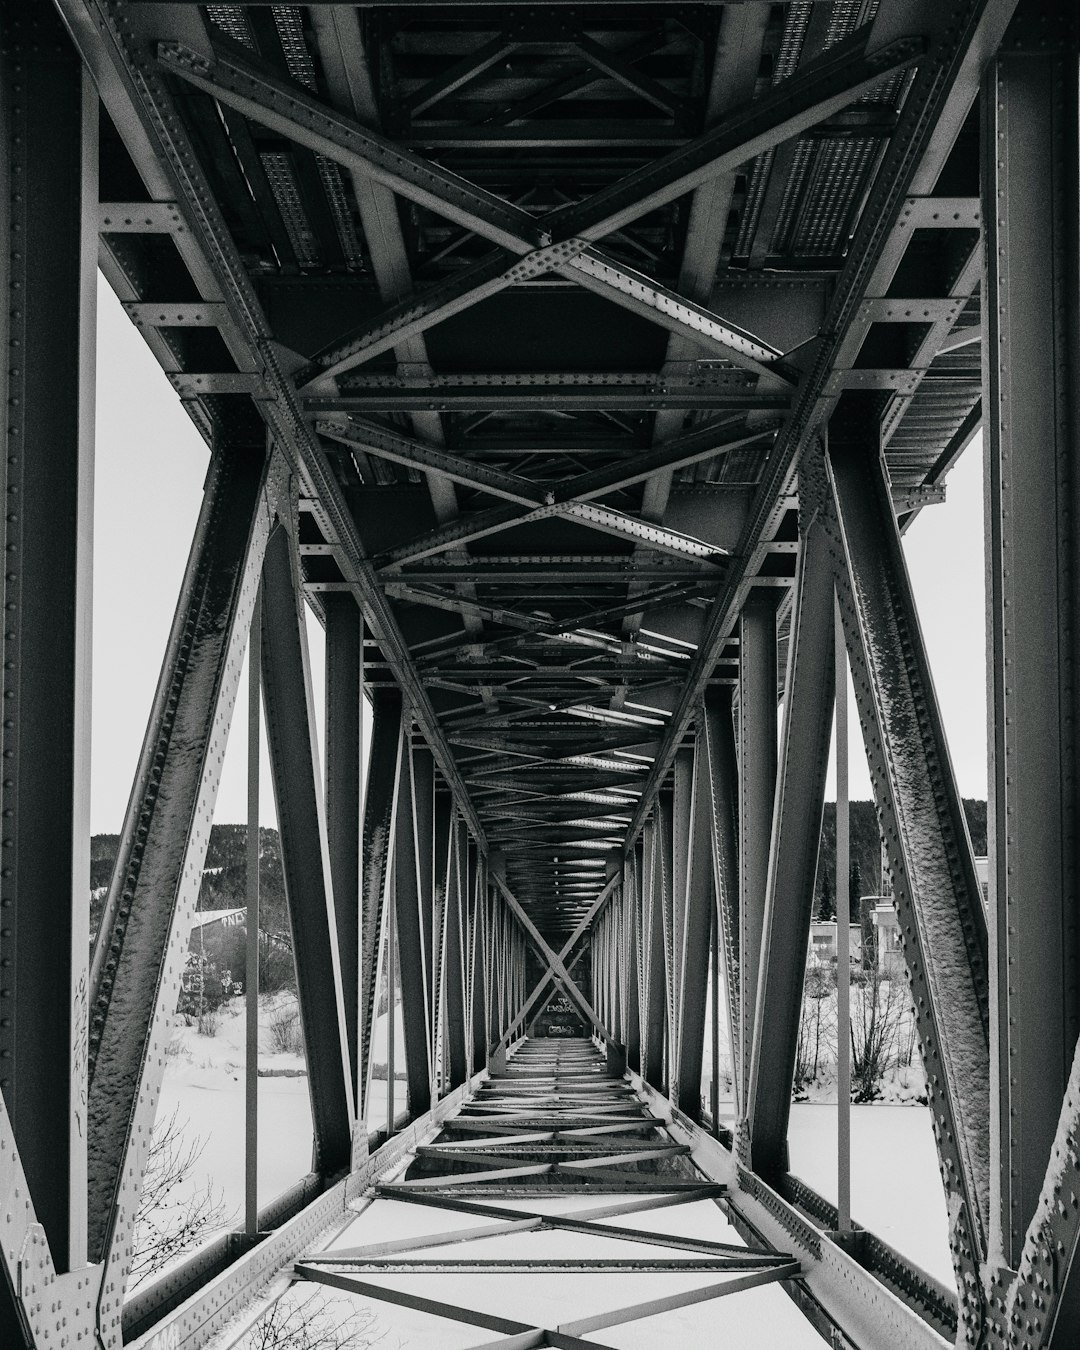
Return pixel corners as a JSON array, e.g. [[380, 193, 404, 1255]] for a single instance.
[[11, 0, 1080, 1344]]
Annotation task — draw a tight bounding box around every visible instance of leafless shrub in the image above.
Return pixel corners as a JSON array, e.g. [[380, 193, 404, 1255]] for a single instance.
[[130, 1108, 234, 1287], [849, 966, 908, 1102], [268, 1000, 304, 1056], [241, 1288, 383, 1350], [795, 962, 837, 1089]]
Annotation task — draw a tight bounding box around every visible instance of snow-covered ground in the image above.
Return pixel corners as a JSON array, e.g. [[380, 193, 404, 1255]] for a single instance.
[[142, 1014, 956, 1340], [789, 1102, 953, 1289], [151, 994, 409, 1231]]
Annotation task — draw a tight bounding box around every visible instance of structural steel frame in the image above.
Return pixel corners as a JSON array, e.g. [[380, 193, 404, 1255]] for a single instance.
[[2, 1, 1079, 1348]]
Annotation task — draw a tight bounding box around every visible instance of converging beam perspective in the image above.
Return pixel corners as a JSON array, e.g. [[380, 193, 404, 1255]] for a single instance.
[[1, 1, 1077, 1349]]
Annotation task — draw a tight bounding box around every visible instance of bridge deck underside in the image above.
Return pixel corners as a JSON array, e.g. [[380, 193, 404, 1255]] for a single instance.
[[6, 1, 1080, 1349]]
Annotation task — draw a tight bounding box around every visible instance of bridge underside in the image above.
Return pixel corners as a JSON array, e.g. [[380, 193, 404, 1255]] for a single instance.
[[2, 0, 1080, 1347]]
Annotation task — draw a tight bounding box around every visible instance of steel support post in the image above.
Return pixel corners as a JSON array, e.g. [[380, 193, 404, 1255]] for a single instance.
[[641, 819, 668, 1092], [431, 788, 451, 1092], [657, 790, 676, 1089], [442, 812, 468, 1088], [469, 849, 487, 1074], [260, 522, 354, 1174], [736, 595, 778, 1140], [826, 408, 990, 1329], [703, 687, 741, 1116], [677, 728, 720, 1122], [669, 749, 693, 1100], [0, 4, 95, 1288], [391, 729, 434, 1117], [360, 688, 404, 1113], [245, 590, 261, 1237], [747, 452, 836, 1176], [324, 593, 363, 1099], [87, 438, 274, 1336], [982, 1, 1080, 1279], [625, 847, 643, 1073]]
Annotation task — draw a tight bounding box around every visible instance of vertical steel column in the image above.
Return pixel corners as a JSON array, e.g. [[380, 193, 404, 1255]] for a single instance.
[[0, 7, 95, 1281], [641, 819, 668, 1092], [677, 727, 719, 1121], [835, 594, 852, 1233], [669, 748, 693, 1096], [324, 593, 364, 1101], [431, 789, 452, 1091], [245, 591, 261, 1237], [260, 523, 354, 1174], [737, 595, 778, 1130], [392, 729, 433, 1117], [827, 409, 990, 1319], [625, 849, 643, 1073], [710, 911, 721, 1135], [703, 687, 740, 1112], [87, 438, 273, 1334], [360, 688, 403, 1113], [443, 811, 468, 1087], [747, 451, 836, 1175], [469, 847, 487, 1073], [983, 1, 1080, 1275], [411, 745, 437, 1061]]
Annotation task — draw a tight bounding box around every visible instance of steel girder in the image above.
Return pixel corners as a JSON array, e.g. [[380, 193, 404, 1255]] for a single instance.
[[736, 593, 778, 1140], [17, 0, 1080, 1347], [981, 1, 1080, 1283], [747, 448, 837, 1177], [0, 4, 95, 1293], [827, 415, 990, 1333], [324, 594, 364, 1102], [260, 521, 355, 1174]]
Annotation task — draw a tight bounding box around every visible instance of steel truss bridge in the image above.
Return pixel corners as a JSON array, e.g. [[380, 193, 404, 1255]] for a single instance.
[[0, 0, 1076, 1346]]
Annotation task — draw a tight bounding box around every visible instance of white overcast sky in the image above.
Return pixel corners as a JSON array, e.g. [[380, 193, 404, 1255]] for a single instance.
[[91, 274, 987, 833]]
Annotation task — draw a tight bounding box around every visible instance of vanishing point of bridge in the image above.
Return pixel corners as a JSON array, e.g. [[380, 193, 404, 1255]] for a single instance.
[[0, 0, 1077, 1347]]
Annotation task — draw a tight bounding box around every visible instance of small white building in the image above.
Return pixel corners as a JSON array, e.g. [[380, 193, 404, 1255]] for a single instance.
[[808, 919, 863, 967], [870, 856, 989, 975]]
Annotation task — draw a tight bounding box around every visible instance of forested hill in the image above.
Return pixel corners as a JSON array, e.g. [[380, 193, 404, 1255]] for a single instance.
[[814, 798, 987, 917], [90, 825, 289, 939], [90, 801, 988, 933]]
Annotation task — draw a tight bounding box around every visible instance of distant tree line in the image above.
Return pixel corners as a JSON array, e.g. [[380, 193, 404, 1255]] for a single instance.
[[90, 802, 989, 943], [814, 798, 987, 920], [91, 825, 289, 940]]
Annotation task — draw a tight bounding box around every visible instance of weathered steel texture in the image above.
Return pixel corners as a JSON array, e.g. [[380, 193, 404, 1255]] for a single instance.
[[324, 593, 363, 1097], [676, 731, 718, 1122], [0, 4, 95, 1284], [261, 521, 355, 1172], [393, 732, 434, 1117], [624, 850, 643, 1074], [981, 1, 1080, 1274], [703, 686, 741, 1116], [623, 0, 1018, 854], [987, 1032, 1080, 1348], [469, 854, 487, 1074], [747, 450, 837, 1176], [736, 595, 778, 1133], [360, 689, 403, 1112], [60, 0, 488, 853], [442, 813, 469, 1089], [86, 439, 275, 1338], [668, 748, 693, 1099], [826, 421, 990, 1332], [431, 789, 452, 1090], [641, 819, 668, 1093]]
